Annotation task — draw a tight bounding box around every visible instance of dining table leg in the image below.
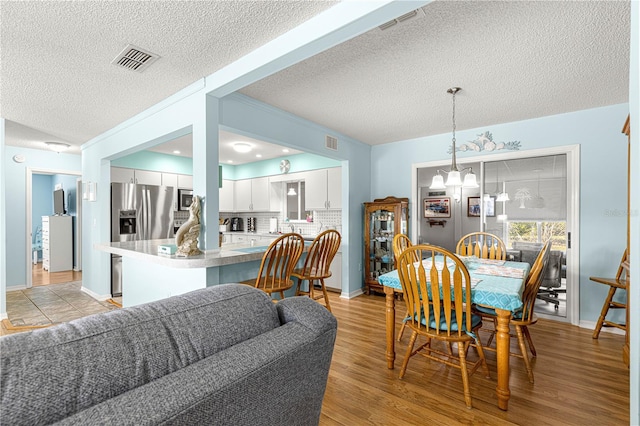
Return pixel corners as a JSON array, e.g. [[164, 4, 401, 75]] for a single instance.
[[384, 286, 396, 369], [495, 308, 512, 410]]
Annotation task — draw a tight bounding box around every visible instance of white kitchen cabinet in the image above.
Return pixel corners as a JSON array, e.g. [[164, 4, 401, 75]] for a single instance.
[[110, 167, 162, 185], [162, 173, 179, 211], [251, 177, 270, 211], [324, 252, 342, 291], [305, 167, 342, 210], [234, 179, 252, 211], [219, 179, 234, 212], [111, 167, 135, 183], [326, 167, 342, 209], [234, 177, 272, 211], [178, 174, 193, 189], [135, 170, 162, 185], [42, 215, 73, 273]]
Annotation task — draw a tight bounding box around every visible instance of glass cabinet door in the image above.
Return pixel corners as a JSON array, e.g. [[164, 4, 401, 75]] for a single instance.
[[368, 208, 395, 280]]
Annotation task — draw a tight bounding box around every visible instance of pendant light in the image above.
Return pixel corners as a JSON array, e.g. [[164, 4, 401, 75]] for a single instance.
[[429, 87, 478, 189], [495, 162, 510, 202]]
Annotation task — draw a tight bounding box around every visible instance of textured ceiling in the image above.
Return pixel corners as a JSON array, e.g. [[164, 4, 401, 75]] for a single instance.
[[0, 0, 337, 154], [241, 0, 631, 145], [1, 1, 631, 158]]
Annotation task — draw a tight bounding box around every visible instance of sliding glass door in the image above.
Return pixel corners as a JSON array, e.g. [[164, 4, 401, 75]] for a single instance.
[[484, 155, 568, 317], [416, 152, 571, 319]]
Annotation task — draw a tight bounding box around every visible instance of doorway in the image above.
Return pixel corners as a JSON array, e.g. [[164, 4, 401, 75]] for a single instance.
[[26, 168, 82, 289], [412, 145, 579, 325]]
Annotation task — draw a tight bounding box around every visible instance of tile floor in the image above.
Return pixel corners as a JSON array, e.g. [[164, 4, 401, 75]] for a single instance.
[[2, 281, 119, 336]]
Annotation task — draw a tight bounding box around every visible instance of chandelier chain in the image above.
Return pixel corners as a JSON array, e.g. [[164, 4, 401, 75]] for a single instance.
[[451, 89, 456, 144]]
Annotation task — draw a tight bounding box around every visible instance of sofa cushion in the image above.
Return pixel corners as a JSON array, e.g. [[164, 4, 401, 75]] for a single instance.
[[1, 284, 280, 425], [55, 296, 338, 426]]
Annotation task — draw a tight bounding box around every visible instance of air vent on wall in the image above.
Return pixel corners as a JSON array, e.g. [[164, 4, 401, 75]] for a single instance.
[[379, 8, 425, 30], [325, 135, 338, 151], [111, 44, 160, 72]]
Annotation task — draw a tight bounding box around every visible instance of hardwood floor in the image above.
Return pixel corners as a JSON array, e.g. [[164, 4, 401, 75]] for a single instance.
[[1, 284, 628, 424], [320, 292, 629, 425], [32, 262, 81, 286]]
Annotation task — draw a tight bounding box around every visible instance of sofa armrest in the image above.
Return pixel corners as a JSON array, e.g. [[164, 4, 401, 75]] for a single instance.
[[276, 296, 337, 335]]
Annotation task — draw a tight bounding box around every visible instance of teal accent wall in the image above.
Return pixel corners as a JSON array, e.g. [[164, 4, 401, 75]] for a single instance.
[[111, 150, 193, 175], [232, 152, 340, 180], [110, 148, 339, 182]]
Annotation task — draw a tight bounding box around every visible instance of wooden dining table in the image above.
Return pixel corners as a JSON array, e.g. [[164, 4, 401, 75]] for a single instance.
[[378, 257, 530, 411]]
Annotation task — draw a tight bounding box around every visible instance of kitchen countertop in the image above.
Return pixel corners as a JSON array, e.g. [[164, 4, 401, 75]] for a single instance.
[[95, 239, 308, 269]]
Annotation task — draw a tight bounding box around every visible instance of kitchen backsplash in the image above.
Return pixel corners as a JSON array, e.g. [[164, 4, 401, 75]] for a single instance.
[[220, 210, 342, 235]]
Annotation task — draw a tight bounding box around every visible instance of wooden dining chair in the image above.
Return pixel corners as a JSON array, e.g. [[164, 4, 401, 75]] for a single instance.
[[240, 233, 304, 300], [292, 230, 341, 312], [473, 240, 551, 384], [456, 232, 506, 260], [397, 244, 490, 409], [590, 249, 629, 339], [392, 234, 419, 341]]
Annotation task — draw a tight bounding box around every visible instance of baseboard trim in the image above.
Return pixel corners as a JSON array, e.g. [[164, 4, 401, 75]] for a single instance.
[[80, 286, 111, 301], [340, 288, 364, 299], [579, 320, 626, 336], [6, 284, 27, 292]]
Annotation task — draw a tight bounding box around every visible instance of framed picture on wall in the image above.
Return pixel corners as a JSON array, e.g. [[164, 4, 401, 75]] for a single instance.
[[485, 196, 496, 217], [468, 197, 481, 217], [468, 196, 496, 217], [424, 197, 451, 218]]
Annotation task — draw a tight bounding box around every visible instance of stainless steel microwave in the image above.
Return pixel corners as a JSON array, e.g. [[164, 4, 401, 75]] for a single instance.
[[178, 189, 193, 211]]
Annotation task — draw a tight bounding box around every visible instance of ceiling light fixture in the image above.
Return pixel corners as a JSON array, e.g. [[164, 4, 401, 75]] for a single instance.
[[233, 143, 252, 153], [430, 87, 478, 190], [282, 148, 290, 153], [287, 187, 297, 196], [173, 150, 181, 154], [44, 142, 71, 153]]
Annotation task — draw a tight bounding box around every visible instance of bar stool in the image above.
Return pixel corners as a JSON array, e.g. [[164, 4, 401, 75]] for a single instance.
[[590, 249, 629, 339], [292, 230, 341, 312]]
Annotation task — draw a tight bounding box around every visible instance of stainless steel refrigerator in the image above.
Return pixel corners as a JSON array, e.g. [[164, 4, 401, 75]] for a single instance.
[[111, 183, 175, 296]]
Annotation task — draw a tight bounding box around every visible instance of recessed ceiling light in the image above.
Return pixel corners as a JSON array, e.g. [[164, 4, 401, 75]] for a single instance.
[[282, 148, 290, 153], [173, 150, 181, 154], [256, 154, 262, 158], [233, 143, 252, 153], [227, 160, 233, 163], [44, 142, 71, 153]]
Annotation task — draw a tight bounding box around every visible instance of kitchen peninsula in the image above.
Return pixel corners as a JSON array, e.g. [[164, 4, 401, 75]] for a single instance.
[[96, 238, 303, 307]]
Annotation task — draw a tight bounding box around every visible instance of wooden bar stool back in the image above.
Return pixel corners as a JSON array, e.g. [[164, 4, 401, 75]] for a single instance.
[[590, 249, 629, 339], [292, 230, 341, 312], [240, 233, 304, 300]]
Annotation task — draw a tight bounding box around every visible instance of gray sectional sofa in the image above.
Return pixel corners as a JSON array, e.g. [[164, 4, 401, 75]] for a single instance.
[[1, 284, 337, 425]]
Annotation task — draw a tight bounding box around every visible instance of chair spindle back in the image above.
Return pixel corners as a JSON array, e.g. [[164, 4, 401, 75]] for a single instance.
[[456, 232, 506, 260], [254, 233, 304, 294], [397, 245, 473, 337]]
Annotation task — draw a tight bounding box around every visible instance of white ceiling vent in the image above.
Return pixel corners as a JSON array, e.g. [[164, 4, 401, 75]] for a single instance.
[[325, 135, 338, 151], [379, 8, 425, 30], [111, 44, 160, 72]]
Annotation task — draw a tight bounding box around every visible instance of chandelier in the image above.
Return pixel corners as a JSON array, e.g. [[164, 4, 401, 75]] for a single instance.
[[430, 87, 478, 190]]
